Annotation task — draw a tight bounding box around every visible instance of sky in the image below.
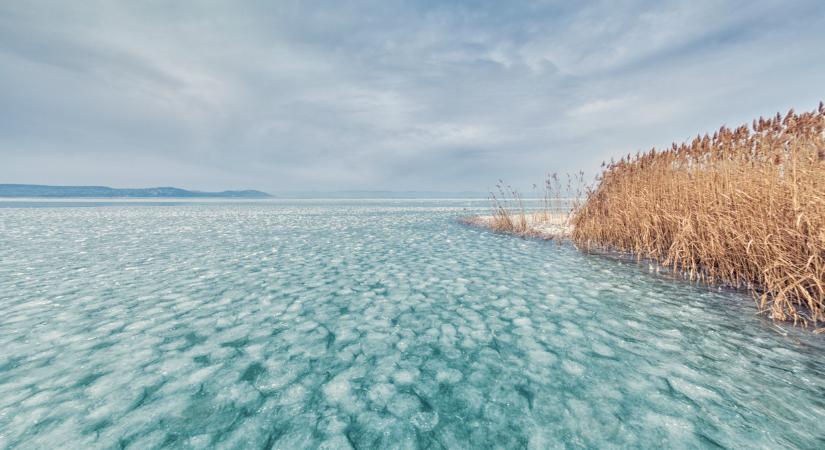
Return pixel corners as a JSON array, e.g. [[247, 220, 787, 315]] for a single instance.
[[1, 0, 824, 193]]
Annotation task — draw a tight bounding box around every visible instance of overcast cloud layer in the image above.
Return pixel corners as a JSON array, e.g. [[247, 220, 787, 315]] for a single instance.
[[1, 0, 824, 192]]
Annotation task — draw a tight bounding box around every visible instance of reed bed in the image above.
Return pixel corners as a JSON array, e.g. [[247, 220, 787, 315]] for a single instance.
[[571, 104, 825, 326]]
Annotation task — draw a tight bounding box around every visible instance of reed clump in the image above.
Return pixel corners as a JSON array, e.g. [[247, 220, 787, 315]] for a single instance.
[[489, 180, 530, 234], [482, 175, 583, 237], [571, 104, 825, 326]]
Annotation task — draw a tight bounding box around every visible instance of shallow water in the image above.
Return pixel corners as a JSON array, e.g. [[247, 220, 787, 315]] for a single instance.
[[0, 199, 823, 449]]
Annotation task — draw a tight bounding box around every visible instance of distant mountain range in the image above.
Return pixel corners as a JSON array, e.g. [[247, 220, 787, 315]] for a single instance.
[[0, 185, 492, 199], [0, 184, 271, 198], [0, 184, 496, 199]]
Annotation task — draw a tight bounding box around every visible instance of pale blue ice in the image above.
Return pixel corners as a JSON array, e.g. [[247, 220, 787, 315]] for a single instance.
[[0, 199, 823, 449]]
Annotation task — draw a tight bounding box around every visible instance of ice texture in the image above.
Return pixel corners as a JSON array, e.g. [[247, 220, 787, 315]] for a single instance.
[[0, 199, 824, 449]]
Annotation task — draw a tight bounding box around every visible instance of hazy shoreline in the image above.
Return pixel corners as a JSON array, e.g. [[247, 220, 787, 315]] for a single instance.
[[0, 184, 271, 198]]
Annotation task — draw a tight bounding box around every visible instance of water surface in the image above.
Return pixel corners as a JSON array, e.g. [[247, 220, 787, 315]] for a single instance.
[[1, 200, 823, 449]]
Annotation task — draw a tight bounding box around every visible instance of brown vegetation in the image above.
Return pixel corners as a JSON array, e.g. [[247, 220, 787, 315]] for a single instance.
[[571, 104, 825, 326], [481, 174, 585, 236], [488, 180, 530, 234]]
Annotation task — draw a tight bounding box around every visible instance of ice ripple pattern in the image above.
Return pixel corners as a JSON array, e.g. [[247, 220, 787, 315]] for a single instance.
[[0, 201, 824, 449]]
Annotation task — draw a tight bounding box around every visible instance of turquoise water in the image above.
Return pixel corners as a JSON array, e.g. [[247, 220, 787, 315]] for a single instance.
[[0, 199, 823, 449]]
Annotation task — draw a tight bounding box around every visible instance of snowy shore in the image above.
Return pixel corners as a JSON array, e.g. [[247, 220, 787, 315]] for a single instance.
[[461, 213, 571, 239]]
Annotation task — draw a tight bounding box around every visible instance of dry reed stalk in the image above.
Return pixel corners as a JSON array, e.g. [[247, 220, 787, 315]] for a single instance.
[[485, 174, 583, 236], [489, 180, 529, 234], [571, 104, 825, 326]]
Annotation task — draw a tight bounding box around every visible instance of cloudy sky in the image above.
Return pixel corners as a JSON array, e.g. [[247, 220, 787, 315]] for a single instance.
[[1, 1, 824, 192]]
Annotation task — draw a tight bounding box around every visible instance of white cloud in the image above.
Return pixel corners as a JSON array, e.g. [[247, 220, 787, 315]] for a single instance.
[[1, 0, 824, 191]]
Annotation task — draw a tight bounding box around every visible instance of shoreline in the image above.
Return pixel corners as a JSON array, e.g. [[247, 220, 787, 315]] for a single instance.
[[461, 212, 571, 240]]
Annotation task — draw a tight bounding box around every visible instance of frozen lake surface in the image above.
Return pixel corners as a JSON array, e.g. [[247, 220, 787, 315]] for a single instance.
[[0, 199, 823, 449]]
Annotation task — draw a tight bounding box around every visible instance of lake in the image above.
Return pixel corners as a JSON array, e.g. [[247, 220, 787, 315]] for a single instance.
[[0, 199, 823, 449]]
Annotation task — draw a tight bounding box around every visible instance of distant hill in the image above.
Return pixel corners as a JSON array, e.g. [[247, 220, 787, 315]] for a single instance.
[[0, 184, 271, 198]]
